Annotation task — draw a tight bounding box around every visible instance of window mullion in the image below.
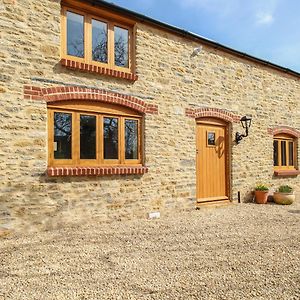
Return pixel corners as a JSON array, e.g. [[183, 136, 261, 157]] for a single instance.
[[108, 22, 114, 68], [287, 140, 290, 167], [120, 117, 125, 164], [278, 139, 282, 167], [99, 115, 103, 165], [85, 14, 92, 64], [95, 114, 98, 164], [73, 112, 79, 165], [294, 141, 297, 168], [128, 26, 132, 71]]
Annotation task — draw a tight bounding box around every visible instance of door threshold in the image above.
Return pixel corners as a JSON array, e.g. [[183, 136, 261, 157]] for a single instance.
[[195, 199, 232, 209]]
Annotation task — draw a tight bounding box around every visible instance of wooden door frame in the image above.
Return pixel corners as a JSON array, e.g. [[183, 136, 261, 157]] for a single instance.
[[196, 117, 232, 203]]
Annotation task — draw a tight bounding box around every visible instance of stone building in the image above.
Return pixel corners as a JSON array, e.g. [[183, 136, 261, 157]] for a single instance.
[[0, 0, 299, 232]]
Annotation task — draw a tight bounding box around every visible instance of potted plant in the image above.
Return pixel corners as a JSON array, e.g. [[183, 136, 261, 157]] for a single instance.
[[273, 185, 295, 205], [255, 184, 269, 204]]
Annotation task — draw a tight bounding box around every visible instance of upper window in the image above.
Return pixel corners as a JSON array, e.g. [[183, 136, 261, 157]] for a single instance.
[[61, 5, 134, 72], [273, 134, 297, 170], [48, 101, 142, 167]]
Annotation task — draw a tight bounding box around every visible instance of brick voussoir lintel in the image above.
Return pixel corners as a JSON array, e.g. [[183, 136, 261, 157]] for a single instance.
[[24, 85, 158, 115], [268, 126, 300, 138], [185, 107, 241, 123], [47, 166, 149, 177]]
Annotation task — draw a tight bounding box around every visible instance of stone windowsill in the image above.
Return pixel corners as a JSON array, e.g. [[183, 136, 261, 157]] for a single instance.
[[60, 59, 138, 81], [274, 169, 300, 177]]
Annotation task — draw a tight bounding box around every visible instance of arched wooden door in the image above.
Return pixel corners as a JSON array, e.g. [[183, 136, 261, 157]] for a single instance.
[[196, 118, 229, 204]]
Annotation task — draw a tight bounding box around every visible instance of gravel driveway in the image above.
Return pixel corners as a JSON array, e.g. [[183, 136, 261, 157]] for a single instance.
[[1, 202, 300, 300]]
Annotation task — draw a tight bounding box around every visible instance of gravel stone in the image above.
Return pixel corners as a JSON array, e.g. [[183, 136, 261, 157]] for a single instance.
[[0, 202, 299, 300]]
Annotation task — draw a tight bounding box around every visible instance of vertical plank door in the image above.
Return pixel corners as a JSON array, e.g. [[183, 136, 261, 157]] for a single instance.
[[196, 119, 228, 203]]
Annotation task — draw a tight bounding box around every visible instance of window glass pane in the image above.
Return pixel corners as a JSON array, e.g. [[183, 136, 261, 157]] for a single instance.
[[92, 19, 108, 63], [67, 11, 84, 58], [104, 117, 118, 159], [80, 115, 96, 159], [289, 141, 294, 166], [281, 141, 287, 166], [207, 132, 216, 146], [54, 112, 72, 159], [114, 26, 129, 67], [125, 119, 138, 159], [273, 140, 278, 166]]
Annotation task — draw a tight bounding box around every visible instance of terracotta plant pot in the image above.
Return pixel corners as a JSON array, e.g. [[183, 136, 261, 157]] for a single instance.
[[255, 190, 269, 204], [273, 192, 295, 205]]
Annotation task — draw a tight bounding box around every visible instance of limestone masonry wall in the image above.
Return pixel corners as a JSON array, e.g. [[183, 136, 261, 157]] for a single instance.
[[0, 0, 299, 232]]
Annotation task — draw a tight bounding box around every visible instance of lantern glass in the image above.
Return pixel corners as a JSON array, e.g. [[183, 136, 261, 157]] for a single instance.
[[240, 116, 252, 129]]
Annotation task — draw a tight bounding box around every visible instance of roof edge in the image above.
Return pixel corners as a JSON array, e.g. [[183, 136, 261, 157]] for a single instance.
[[81, 0, 300, 79]]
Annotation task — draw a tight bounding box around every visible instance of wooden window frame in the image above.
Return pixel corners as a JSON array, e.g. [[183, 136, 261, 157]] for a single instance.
[[123, 117, 141, 165], [274, 134, 297, 171], [61, 4, 134, 74], [48, 102, 143, 167]]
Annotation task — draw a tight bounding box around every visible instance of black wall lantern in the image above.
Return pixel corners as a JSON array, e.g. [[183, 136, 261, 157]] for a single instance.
[[235, 116, 252, 144]]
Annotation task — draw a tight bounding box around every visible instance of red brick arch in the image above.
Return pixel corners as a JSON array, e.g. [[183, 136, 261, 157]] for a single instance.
[[24, 85, 158, 114], [186, 107, 240, 123], [268, 126, 300, 137]]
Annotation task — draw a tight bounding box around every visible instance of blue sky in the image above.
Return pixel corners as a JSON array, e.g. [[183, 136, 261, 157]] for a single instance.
[[109, 0, 300, 73]]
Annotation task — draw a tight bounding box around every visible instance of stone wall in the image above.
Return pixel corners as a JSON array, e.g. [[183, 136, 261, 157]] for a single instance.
[[0, 0, 299, 232]]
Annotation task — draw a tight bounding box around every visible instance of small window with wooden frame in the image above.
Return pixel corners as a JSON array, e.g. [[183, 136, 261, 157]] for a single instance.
[[61, 0, 135, 74], [48, 101, 143, 167], [273, 134, 297, 171]]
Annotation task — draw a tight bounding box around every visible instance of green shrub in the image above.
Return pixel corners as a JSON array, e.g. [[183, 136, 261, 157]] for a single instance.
[[255, 184, 269, 191], [278, 185, 293, 193]]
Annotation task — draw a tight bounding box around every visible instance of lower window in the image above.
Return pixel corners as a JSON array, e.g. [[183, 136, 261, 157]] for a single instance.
[[48, 101, 142, 167], [273, 134, 297, 170]]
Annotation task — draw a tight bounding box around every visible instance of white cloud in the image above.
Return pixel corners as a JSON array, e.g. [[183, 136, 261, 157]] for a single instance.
[[255, 12, 274, 25], [253, 0, 278, 26]]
